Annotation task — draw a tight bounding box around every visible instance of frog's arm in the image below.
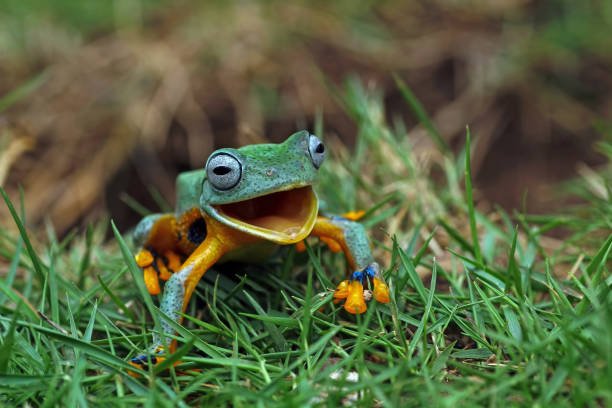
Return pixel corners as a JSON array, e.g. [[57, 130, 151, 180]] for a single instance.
[[129, 216, 255, 372], [154, 234, 225, 353], [307, 215, 389, 313]]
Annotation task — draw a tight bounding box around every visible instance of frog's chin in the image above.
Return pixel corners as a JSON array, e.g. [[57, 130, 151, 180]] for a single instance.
[[209, 186, 318, 244]]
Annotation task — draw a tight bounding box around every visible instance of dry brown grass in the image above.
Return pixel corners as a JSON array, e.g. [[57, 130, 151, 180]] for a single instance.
[[1, 1, 610, 236]]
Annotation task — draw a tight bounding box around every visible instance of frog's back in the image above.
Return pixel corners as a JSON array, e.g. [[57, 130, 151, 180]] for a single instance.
[[175, 169, 205, 216]]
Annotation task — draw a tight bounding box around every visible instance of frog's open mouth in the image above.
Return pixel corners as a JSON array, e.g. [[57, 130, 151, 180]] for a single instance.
[[211, 186, 318, 244]]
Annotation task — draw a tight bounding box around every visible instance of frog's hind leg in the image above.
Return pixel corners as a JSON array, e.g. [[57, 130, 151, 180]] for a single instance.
[[308, 215, 390, 314], [133, 213, 183, 294]]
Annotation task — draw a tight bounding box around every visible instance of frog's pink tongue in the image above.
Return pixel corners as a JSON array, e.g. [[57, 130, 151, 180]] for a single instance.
[[213, 186, 318, 243]]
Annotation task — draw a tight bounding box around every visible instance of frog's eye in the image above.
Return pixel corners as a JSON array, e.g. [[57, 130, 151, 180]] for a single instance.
[[206, 153, 242, 190], [308, 134, 325, 169]]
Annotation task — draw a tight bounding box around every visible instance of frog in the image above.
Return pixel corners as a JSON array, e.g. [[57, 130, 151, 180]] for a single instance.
[[128, 130, 390, 372]]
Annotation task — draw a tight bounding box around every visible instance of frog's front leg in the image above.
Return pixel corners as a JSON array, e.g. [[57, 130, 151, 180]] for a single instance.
[[128, 235, 225, 373], [309, 216, 390, 314], [129, 218, 251, 373]]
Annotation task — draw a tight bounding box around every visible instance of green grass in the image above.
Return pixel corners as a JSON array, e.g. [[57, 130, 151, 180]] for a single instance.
[[1, 79, 611, 407]]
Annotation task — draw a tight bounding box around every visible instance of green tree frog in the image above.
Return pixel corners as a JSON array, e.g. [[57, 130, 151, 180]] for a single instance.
[[128, 130, 389, 372]]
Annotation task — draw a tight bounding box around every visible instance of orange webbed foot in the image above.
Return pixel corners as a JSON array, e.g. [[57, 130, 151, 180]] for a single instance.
[[135, 249, 181, 294], [128, 345, 167, 377], [333, 262, 389, 314], [128, 345, 198, 377]]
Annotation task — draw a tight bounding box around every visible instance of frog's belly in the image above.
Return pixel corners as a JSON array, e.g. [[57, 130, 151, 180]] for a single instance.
[[218, 240, 279, 264]]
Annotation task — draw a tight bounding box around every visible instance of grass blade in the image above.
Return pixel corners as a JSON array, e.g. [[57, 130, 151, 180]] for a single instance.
[[111, 220, 162, 343], [393, 73, 450, 155], [0, 187, 46, 285], [0, 72, 48, 113], [464, 127, 483, 266]]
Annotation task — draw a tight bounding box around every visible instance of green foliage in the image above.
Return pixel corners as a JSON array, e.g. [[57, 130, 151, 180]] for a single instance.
[[1, 77, 611, 406]]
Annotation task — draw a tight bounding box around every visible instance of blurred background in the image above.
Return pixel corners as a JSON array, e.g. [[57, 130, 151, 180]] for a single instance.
[[1, 0, 610, 237]]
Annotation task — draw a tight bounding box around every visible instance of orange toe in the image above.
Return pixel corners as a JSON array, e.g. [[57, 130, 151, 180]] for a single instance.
[[345, 280, 367, 314], [334, 280, 350, 299], [157, 258, 173, 281], [295, 241, 307, 252], [320, 237, 342, 253], [373, 277, 390, 303], [135, 249, 154, 268], [164, 251, 181, 271], [144, 266, 160, 295], [341, 210, 366, 221]]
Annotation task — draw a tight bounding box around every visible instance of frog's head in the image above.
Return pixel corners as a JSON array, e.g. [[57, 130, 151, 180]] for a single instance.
[[200, 130, 325, 244]]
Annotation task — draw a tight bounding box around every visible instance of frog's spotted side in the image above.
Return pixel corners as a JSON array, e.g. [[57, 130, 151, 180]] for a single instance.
[[128, 130, 389, 373]]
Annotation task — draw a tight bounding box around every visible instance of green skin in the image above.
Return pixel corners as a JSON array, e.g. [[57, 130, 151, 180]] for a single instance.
[[133, 131, 378, 357]]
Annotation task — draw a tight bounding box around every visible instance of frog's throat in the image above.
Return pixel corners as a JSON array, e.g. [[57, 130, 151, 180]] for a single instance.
[[207, 186, 318, 244]]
